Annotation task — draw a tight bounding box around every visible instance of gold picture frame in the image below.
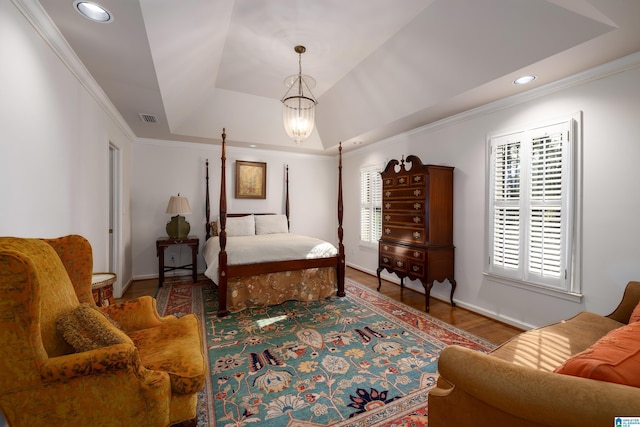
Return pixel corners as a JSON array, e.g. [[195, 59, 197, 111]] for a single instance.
[[235, 160, 267, 199]]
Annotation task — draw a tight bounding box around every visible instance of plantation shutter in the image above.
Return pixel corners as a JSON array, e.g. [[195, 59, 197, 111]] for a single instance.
[[488, 116, 576, 292], [526, 122, 571, 285], [360, 165, 382, 243], [491, 134, 522, 272], [360, 169, 372, 241]]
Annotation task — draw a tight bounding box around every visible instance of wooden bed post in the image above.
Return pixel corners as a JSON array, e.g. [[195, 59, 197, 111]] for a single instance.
[[218, 129, 229, 317], [205, 159, 211, 240], [337, 142, 346, 297], [285, 164, 290, 231]]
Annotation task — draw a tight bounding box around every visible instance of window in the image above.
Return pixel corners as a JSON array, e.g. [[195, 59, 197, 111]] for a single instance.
[[360, 164, 383, 245], [487, 114, 581, 297]]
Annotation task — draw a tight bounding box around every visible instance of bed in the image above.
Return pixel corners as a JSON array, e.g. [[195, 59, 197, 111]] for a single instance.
[[204, 129, 345, 316]]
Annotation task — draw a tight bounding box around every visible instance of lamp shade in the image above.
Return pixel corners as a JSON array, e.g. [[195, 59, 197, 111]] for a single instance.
[[165, 195, 191, 215], [165, 194, 191, 238]]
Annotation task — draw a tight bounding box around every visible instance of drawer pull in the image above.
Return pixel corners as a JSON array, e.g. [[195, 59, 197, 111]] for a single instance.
[[396, 261, 404, 267], [413, 266, 420, 272], [413, 231, 421, 239], [414, 176, 422, 182], [414, 189, 422, 196], [413, 251, 420, 258], [383, 245, 389, 251], [385, 179, 392, 185], [385, 215, 391, 221], [385, 191, 392, 197], [383, 257, 389, 263], [413, 216, 421, 223], [413, 203, 421, 210], [385, 203, 391, 209], [385, 228, 391, 235], [399, 178, 406, 184]]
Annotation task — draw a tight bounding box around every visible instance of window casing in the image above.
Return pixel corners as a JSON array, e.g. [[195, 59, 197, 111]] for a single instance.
[[487, 114, 581, 297], [360, 164, 383, 245]]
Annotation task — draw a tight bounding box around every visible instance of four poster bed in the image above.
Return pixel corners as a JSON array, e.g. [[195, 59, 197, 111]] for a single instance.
[[203, 129, 345, 317]]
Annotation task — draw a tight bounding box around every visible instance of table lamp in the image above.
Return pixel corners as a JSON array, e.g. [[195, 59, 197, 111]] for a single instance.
[[165, 194, 192, 238]]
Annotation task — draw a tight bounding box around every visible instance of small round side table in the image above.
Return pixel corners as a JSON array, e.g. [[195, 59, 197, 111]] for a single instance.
[[91, 272, 117, 307]]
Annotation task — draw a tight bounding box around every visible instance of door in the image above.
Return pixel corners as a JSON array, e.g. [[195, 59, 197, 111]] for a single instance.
[[108, 144, 120, 291]]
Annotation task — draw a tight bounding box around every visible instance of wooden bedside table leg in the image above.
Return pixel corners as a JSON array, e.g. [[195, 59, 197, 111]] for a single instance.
[[191, 243, 197, 283], [158, 245, 165, 287]]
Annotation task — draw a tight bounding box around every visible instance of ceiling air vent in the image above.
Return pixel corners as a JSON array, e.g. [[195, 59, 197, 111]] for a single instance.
[[138, 113, 158, 123]]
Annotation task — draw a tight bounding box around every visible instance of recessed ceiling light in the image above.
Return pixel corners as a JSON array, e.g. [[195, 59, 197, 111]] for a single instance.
[[73, 1, 113, 23], [513, 75, 536, 85]]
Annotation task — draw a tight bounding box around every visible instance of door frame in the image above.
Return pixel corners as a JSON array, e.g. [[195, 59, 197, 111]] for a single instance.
[[108, 143, 121, 297]]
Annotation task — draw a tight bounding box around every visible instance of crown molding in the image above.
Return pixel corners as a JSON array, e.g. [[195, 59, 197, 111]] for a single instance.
[[135, 137, 333, 161], [406, 51, 640, 138], [11, 0, 136, 141], [345, 51, 640, 155]]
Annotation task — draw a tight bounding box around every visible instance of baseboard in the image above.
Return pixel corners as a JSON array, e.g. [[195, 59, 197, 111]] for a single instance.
[[345, 261, 532, 331], [449, 300, 534, 331], [117, 277, 134, 298], [132, 269, 208, 282], [346, 262, 405, 287], [132, 273, 159, 281]]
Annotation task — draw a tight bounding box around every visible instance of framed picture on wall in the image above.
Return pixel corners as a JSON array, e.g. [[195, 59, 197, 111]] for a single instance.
[[235, 160, 267, 199]]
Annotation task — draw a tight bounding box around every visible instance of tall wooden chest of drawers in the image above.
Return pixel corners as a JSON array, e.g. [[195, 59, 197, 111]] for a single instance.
[[376, 155, 456, 312]]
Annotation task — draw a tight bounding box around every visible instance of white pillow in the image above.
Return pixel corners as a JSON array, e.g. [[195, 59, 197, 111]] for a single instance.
[[224, 215, 255, 237], [255, 214, 289, 235]]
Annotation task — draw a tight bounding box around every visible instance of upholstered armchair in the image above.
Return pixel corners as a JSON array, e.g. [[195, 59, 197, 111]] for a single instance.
[[0, 235, 206, 426]]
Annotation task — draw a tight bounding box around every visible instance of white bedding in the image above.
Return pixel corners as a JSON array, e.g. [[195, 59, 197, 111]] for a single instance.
[[203, 233, 338, 281]]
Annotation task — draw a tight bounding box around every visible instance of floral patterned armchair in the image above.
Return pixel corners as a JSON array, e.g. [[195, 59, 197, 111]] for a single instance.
[[0, 235, 206, 426]]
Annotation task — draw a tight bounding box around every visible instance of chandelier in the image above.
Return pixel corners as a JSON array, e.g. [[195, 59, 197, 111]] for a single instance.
[[281, 45, 318, 144]]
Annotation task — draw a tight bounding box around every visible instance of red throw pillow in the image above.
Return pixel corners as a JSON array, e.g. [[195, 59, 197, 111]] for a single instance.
[[554, 322, 640, 387], [630, 300, 640, 323]]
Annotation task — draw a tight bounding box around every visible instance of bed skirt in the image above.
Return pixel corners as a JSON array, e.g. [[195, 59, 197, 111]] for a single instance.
[[223, 267, 337, 313]]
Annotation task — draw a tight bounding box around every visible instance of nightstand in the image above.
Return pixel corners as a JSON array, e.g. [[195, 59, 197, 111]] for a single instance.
[[156, 236, 199, 287]]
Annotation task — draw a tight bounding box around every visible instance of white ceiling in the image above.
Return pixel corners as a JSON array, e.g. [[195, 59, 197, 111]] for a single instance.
[[38, 0, 640, 154]]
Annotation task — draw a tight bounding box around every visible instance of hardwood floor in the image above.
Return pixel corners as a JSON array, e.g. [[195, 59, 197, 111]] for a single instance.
[[118, 277, 159, 302], [347, 267, 522, 345], [118, 266, 522, 345]]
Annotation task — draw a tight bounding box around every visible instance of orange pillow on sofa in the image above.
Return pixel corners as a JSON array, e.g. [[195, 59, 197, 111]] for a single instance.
[[630, 300, 640, 323], [554, 322, 640, 387]]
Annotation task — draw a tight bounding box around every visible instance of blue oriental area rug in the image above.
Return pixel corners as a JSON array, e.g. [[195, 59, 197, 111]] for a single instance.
[[156, 277, 495, 426]]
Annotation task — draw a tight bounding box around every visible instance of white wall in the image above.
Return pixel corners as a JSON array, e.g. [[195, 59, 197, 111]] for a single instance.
[[343, 56, 640, 329], [0, 1, 135, 297], [132, 139, 338, 279]]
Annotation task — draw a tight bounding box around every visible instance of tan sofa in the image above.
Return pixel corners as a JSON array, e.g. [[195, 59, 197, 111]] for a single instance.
[[428, 281, 640, 427]]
